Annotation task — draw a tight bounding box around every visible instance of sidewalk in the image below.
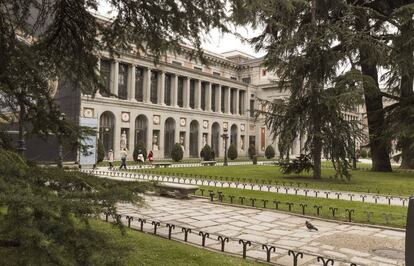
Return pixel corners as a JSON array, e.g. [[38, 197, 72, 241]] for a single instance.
[[116, 195, 405, 265]]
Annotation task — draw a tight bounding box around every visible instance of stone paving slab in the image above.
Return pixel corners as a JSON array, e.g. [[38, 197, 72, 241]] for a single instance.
[[115, 195, 405, 265]]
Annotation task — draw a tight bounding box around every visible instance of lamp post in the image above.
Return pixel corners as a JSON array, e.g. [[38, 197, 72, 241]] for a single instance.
[[57, 113, 66, 168], [221, 128, 229, 166]]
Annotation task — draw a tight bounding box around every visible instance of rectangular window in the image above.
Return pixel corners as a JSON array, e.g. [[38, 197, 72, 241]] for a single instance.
[[172, 60, 182, 66], [201, 83, 206, 111], [221, 87, 225, 113], [230, 76, 237, 80], [177, 77, 184, 107], [190, 79, 195, 109], [213, 71, 221, 76], [118, 63, 128, 100], [194, 66, 202, 71], [150, 71, 158, 104], [164, 74, 172, 106], [100, 59, 111, 97], [242, 77, 251, 84], [135, 67, 144, 102], [211, 85, 216, 112], [250, 99, 255, 117]]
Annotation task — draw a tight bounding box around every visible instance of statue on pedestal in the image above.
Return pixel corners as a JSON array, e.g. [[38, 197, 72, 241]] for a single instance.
[[202, 134, 207, 147], [180, 135, 185, 151], [120, 130, 127, 150], [152, 134, 159, 151]]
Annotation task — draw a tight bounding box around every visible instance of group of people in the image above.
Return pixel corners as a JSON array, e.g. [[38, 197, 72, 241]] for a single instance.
[[106, 148, 154, 170]]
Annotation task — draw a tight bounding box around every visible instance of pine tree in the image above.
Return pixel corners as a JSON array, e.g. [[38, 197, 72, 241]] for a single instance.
[[0, 1, 228, 263], [232, 0, 367, 179]]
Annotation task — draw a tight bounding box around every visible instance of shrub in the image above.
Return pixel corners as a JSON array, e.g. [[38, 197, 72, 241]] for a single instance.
[[278, 154, 313, 174], [200, 145, 215, 161], [248, 145, 256, 159], [360, 149, 368, 159], [97, 139, 105, 163], [265, 145, 275, 159], [171, 143, 184, 162], [228, 144, 238, 160], [133, 142, 147, 161]]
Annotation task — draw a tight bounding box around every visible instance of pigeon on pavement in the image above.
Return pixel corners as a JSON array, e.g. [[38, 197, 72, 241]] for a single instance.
[[305, 221, 318, 231]]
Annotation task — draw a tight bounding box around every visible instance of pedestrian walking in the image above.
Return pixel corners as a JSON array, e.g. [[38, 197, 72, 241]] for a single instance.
[[108, 149, 114, 170], [119, 148, 128, 170], [147, 150, 154, 164]]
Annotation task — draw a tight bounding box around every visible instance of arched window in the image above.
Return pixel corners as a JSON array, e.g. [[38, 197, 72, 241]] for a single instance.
[[190, 120, 199, 157], [135, 115, 148, 149], [99, 111, 115, 156], [211, 122, 220, 157], [231, 124, 238, 150], [164, 118, 176, 157]]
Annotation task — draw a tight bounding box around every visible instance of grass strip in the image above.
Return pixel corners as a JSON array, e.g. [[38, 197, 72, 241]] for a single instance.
[[195, 186, 407, 228]]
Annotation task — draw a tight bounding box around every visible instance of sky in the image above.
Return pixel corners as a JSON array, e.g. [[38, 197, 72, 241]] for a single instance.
[[96, 1, 264, 58]]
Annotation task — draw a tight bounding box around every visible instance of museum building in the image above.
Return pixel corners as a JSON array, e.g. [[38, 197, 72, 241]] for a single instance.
[[55, 45, 361, 162]]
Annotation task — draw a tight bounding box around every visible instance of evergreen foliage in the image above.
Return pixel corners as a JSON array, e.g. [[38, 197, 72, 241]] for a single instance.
[[228, 144, 238, 160], [232, 0, 368, 178], [171, 143, 184, 162], [265, 145, 275, 159], [0, 150, 152, 264], [279, 154, 314, 175], [97, 139, 105, 163], [133, 142, 147, 162], [200, 145, 215, 161]]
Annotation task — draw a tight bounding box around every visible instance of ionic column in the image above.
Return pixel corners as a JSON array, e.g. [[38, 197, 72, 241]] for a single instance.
[[206, 82, 212, 112], [112, 60, 119, 96], [216, 85, 221, 113], [143, 68, 151, 103], [158, 71, 165, 105], [195, 80, 201, 110], [244, 91, 248, 116], [172, 74, 178, 107], [95, 58, 102, 97], [114, 113, 121, 159], [128, 65, 136, 101], [184, 125, 190, 158], [184, 77, 190, 109], [226, 87, 231, 114], [236, 89, 240, 115]]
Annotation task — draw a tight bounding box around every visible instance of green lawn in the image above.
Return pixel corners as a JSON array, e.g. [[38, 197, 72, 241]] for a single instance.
[[137, 165, 414, 196], [0, 219, 262, 266], [96, 220, 262, 266], [196, 186, 407, 228]]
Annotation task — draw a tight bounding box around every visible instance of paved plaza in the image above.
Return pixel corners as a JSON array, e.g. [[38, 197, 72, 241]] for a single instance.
[[116, 195, 405, 265]]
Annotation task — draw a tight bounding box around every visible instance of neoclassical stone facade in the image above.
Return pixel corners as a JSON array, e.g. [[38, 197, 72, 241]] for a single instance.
[[73, 48, 360, 161]]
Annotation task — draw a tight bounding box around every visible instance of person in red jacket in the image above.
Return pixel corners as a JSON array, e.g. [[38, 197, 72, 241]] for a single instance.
[[147, 150, 154, 164]]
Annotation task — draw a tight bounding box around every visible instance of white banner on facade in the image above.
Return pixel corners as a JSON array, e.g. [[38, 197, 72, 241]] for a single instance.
[[79, 117, 98, 166]]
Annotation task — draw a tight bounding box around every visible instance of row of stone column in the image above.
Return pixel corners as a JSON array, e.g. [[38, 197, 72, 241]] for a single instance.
[[102, 59, 247, 115]]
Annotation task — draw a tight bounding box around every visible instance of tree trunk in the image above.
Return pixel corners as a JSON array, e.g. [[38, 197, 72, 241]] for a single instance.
[[399, 22, 414, 169], [357, 12, 392, 172], [312, 136, 322, 179]]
